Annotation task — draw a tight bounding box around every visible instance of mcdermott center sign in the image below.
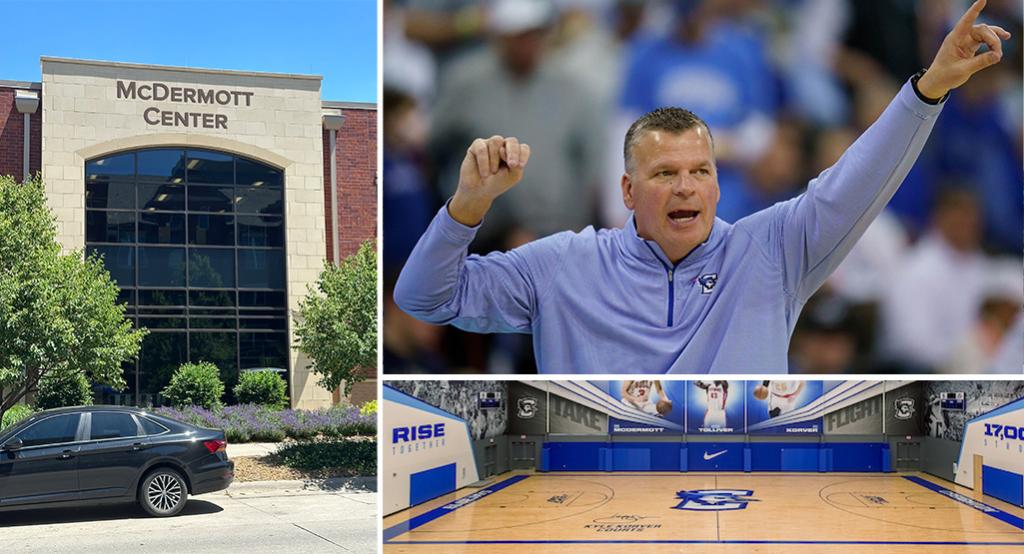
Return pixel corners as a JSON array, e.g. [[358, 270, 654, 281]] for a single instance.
[[116, 80, 255, 130]]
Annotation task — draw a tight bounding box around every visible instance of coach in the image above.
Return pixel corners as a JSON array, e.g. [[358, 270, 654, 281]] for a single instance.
[[395, 1, 1011, 373]]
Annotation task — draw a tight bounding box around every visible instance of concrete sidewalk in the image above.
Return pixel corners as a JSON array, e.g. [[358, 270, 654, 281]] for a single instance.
[[227, 442, 281, 458]]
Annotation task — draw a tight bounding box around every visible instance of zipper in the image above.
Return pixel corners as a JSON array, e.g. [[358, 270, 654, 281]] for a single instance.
[[642, 242, 677, 327]]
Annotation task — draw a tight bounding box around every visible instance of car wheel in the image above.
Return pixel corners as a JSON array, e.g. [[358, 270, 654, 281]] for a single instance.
[[138, 468, 187, 517]]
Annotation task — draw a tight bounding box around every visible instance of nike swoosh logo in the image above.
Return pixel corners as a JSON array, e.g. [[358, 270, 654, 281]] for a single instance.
[[703, 450, 727, 460]]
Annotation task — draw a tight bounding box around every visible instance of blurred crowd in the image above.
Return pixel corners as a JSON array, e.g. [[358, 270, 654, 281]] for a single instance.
[[382, 0, 1023, 374]]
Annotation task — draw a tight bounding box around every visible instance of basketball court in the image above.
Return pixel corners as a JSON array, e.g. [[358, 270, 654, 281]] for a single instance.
[[383, 471, 1024, 553]]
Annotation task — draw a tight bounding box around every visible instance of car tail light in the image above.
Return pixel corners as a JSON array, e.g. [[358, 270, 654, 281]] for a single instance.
[[204, 439, 226, 454]]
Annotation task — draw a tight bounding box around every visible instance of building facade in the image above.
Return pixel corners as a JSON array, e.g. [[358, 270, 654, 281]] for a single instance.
[[0, 58, 376, 409]]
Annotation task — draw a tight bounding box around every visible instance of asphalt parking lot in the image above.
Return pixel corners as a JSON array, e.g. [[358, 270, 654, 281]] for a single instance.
[[0, 478, 377, 553]]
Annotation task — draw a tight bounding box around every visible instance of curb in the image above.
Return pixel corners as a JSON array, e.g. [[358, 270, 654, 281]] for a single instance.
[[227, 476, 377, 494]]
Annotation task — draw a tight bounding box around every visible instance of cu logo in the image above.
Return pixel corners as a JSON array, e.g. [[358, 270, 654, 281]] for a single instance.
[[698, 273, 718, 294]]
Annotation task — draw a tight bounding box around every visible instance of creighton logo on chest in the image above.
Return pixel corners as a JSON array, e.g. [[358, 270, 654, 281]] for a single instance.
[[672, 489, 758, 511], [697, 273, 718, 294]]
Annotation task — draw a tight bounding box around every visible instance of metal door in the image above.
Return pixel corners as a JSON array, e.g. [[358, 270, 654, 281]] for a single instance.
[[510, 440, 536, 470], [482, 444, 497, 478], [895, 441, 921, 471]]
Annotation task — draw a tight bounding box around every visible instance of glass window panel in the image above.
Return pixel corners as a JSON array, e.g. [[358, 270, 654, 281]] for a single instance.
[[139, 417, 168, 435], [139, 213, 185, 244], [237, 215, 283, 247], [189, 289, 235, 307], [138, 317, 186, 329], [191, 317, 237, 330], [187, 186, 234, 213], [138, 183, 185, 212], [89, 412, 140, 440], [234, 188, 283, 215], [188, 248, 235, 288], [86, 181, 135, 210], [239, 332, 288, 371], [190, 307, 235, 315], [139, 332, 187, 406], [17, 414, 80, 447], [138, 307, 187, 317], [187, 150, 233, 184], [239, 290, 287, 309], [236, 158, 282, 188], [190, 332, 238, 388], [86, 153, 134, 180], [239, 317, 287, 331], [238, 249, 284, 289], [87, 245, 135, 287], [138, 247, 185, 287], [188, 214, 234, 245], [137, 290, 186, 307], [86, 211, 135, 243], [137, 149, 186, 182], [117, 289, 135, 307]]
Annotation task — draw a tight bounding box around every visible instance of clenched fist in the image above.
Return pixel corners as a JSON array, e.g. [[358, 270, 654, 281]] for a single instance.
[[917, 0, 1011, 100], [448, 135, 532, 226]]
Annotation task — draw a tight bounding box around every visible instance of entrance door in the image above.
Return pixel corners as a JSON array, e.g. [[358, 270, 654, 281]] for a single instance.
[[510, 440, 536, 470], [895, 441, 921, 471], [482, 444, 497, 478]]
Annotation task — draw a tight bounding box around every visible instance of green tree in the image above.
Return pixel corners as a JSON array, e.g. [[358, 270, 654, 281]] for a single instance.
[[294, 240, 376, 396], [0, 176, 146, 421]]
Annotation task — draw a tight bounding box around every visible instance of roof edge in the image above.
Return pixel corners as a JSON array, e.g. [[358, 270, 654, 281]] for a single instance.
[[40, 56, 322, 81]]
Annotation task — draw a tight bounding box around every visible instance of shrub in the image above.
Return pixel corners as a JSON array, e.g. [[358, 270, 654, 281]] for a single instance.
[[151, 404, 376, 443], [233, 371, 288, 409], [161, 362, 224, 409], [1, 404, 35, 431], [35, 371, 93, 410], [275, 439, 376, 475], [359, 399, 377, 417]]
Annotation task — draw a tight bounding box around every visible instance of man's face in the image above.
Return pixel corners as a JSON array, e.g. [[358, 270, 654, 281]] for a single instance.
[[622, 127, 719, 263]]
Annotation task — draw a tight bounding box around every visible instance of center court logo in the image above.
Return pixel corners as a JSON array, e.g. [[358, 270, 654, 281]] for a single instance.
[[672, 489, 758, 511]]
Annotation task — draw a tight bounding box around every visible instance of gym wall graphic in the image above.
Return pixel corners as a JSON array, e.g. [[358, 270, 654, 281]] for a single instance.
[[383, 385, 480, 515], [687, 380, 745, 434], [388, 380, 509, 440], [954, 396, 1024, 507], [924, 381, 1024, 442], [507, 381, 547, 435]]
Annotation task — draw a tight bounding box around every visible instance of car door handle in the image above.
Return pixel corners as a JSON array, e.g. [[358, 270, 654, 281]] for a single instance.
[[59, 450, 75, 460], [131, 443, 145, 451]]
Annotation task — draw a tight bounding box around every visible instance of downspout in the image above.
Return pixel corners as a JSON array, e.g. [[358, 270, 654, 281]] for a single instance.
[[322, 112, 346, 266], [14, 90, 40, 182]]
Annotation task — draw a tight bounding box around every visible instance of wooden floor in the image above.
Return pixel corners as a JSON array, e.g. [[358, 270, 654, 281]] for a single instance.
[[383, 472, 1024, 553]]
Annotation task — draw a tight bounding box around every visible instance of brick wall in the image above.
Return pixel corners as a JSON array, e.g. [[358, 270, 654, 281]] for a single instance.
[[0, 87, 42, 180], [322, 107, 377, 262], [322, 106, 377, 406]]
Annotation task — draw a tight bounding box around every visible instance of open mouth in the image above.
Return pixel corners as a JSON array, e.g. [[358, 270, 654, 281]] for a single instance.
[[668, 209, 699, 223]]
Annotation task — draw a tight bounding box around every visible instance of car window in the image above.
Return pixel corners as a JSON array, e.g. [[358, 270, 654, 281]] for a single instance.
[[138, 416, 169, 435], [90, 412, 141, 440], [16, 414, 81, 447]]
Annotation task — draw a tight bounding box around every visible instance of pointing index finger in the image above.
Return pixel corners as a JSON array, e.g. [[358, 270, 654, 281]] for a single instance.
[[956, 0, 987, 33]]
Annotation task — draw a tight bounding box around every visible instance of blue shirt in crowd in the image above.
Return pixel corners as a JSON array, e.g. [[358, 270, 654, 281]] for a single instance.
[[395, 81, 943, 373]]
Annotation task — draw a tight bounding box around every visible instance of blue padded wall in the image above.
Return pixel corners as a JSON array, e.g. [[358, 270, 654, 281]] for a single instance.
[[409, 463, 456, 506], [983, 465, 1024, 507]]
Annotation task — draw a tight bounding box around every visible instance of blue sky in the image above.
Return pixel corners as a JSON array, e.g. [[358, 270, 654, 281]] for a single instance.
[[2, 0, 377, 103]]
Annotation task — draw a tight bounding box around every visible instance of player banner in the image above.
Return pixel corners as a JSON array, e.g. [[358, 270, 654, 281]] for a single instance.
[[746, 381, 824, 434], [600, 380, 685, 434], [686, 380, 745, 434]]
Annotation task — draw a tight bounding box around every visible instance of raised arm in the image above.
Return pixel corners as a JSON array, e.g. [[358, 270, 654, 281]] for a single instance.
[[395, 136, 562, 334], [762, 0, 1010, 302]]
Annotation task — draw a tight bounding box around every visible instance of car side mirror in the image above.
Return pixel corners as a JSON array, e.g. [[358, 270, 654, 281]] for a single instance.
[[2, 438, 24, 451]]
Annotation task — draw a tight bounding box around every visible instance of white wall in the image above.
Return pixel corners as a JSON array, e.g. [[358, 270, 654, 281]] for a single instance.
[[955, 398, 1024, 494], [383, 386, 480, 515]]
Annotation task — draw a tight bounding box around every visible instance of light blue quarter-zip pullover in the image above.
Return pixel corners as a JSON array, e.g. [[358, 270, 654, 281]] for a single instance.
[[395, 80, 944, 373]]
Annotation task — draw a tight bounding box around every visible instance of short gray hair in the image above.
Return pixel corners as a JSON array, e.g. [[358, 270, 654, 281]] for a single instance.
[[623, 107, 714, 172]]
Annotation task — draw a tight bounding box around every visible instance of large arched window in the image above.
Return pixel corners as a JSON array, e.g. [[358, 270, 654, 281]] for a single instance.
[[85, 148, 287, 406]]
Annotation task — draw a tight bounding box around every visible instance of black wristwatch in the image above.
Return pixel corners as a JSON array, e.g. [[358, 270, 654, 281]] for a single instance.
[[911, 68, 949, 105]]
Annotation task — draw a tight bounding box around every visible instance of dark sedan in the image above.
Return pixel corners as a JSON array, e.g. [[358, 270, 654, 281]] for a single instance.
[[0, 405, 234, 517]]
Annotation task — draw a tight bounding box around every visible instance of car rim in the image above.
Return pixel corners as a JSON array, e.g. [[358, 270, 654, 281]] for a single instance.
[[147, 474, 183, 513]]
